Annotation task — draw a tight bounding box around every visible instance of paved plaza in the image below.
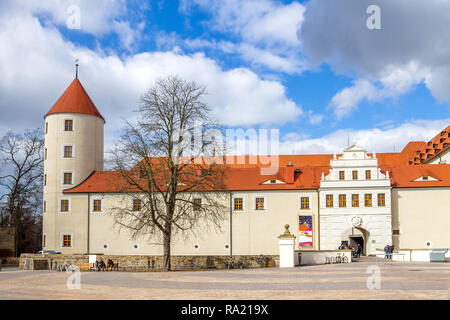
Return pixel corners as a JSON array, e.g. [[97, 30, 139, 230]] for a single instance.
[[0, 257, 449, 300]]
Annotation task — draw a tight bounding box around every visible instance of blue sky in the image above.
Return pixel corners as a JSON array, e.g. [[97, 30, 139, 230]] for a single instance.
[[0, 0, 449, 154]]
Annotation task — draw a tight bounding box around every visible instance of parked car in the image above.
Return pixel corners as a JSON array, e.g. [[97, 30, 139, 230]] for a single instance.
[[37, 250, 61, 254]]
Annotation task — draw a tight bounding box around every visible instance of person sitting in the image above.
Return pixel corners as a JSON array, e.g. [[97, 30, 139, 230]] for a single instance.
[[97, 260, 106, 271], [107, 259, 114, 271]]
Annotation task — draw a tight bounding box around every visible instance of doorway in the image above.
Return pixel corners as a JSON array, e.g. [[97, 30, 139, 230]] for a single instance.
[[349, 236, 364, 255]]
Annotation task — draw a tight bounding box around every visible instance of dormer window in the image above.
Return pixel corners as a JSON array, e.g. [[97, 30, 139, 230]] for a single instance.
[[270, 179, 276, 184]]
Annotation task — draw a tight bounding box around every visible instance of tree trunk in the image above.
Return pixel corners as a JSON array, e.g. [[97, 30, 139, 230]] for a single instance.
[[163, 233, 171, 271]]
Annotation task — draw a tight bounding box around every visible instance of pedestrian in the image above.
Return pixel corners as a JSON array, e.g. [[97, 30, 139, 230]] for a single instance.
[[384, 244, 389, 259], [389, 244, 395, 260], [357, 243, 362, 258]]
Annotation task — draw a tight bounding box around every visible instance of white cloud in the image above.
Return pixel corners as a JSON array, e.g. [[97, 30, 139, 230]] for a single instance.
[[0, 7, 302, 146], [280, 118, 450, 155], [179, 0, 306, 73], [300, 0, 450, 117]]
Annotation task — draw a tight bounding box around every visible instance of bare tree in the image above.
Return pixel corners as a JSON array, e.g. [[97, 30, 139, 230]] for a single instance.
[[110, 76, 228, 270], [0, 129, 44, 256]]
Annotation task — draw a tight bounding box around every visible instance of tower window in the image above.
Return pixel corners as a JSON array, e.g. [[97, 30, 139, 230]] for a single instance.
[[352, 194, 359, 207], [365, 194, 372, 207], [326, 194, 333, 208], [45, 122, 48, 134], [44, 174, 47, 186], [339, 171, 345, 180], [63, 172, 72, 185], [64, 120, 73, 131], [233, 197, 243, 211], [133, 199, 142, 211], [63, 145, 73, 158], [300, 197, 310, 210], [43, 234, 46, 247], [43, 201, 46, 213], [93, 199, 102, 212], [45, 148, 47, 160], [339, 194, 346, 207], [378, 193, 385, 207], [60, 199, 70, 212]]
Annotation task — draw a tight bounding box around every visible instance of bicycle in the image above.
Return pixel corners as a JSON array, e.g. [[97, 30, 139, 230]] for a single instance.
[[335, 253, 349, 263]]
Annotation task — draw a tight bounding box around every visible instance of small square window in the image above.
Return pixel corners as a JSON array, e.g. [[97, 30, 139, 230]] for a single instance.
[[193, 198, 202, 211], [93, 199, 102, 212], [61, 200, 69, 212], [62, 234, 71, 247], [63, 172, 72, 185], [234, 197, 243, 211], [255, 197, 265, 210], [63, 145, 73, 158], [300, 197, 310, 210], [133, 199, 142, 211], [64, 120, 73, 131]]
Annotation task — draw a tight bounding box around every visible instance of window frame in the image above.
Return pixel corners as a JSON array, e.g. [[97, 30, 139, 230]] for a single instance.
[[59, 198, 71, 213], [60, 233, 73, 248], [325, 194, 334, 208], [339, 194, 346, 208], [62, 144, 74, 159], [365, 170, 371, 180], [233, 196, 244, 211], [63, 119, 74, 132], [352, 170, 358, 180], [377, 193, 386, 207], [299, 196, 310, 210], [352, 194, 359, 207], [339, 171, 345, 180], [193, 198, 202, 211], [62, 171, 74, 186], [364, 194, 372, 207], [132, 198, 142, 211], [254, 195, 267, 212]]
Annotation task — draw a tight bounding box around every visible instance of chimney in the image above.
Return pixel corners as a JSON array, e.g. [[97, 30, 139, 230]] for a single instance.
[[285, 163, 294, 183]]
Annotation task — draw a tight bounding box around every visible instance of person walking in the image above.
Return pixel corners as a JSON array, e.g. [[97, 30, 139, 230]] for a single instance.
[[384, 244, 389, 259], [357, 243, 362, 258]]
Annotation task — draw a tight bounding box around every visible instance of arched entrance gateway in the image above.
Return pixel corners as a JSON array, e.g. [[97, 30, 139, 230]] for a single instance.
[[341, 227, 370, 255]]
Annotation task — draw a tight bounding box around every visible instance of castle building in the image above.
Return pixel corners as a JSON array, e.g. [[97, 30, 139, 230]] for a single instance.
[[42, 77, 450, 257]]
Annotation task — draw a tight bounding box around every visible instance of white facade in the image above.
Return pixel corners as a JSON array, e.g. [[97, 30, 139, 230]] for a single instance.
[[319, 143, 392, 255]]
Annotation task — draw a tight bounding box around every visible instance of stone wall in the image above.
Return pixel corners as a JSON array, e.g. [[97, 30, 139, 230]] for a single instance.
[[0, 227, 15, 257], [20, 254, 279, 271]]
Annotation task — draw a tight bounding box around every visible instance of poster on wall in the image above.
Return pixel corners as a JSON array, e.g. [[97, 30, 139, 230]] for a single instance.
[[299, 215, 313, 247]]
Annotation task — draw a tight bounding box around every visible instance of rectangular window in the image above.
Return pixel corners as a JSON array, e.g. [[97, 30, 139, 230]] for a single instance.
[[64, 120, 73, 131], [193, 198, 202, 211], [63, 172, 72, 185], [44, 174, 47, 186], [62, 234, 71, 247], [339, 194, 346, 207], [93, 199, 102, 212], [63, 145, 73, 158], [133, 199, 142, 211], [365, 194, 372, 207], [60, 200, 69, 212], [43, 201, 46, 213], [326, 194, 333, 208], [234, 197, 243, 211], [255, 197, 265, 210], [365, 170, 371, 180], [392, 229, 400, 235], [45, 122, 48, 134], [352, 194, 359, 207], [339, 171, 345, 180], [378, 193, 385, 207], [45, 148, 47, 160], [300, 197, 310, 210], [43, 234, 46, 247], [352, 170, 358, 180]]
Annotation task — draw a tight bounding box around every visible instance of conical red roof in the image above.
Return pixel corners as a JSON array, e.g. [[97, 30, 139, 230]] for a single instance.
[[45, 78, 105, 121]]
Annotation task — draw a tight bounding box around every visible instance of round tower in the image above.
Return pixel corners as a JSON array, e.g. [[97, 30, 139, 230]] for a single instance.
[[43, 73, 104, 253]]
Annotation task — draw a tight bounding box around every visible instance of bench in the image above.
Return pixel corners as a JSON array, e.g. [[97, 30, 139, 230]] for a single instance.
[[79, 262, 94, 271]]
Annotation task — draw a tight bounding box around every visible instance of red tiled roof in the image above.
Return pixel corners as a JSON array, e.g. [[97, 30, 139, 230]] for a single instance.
[[45, 78, 105, 121], [386, 164, 450, 188], [409, 126, 450, 165]]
